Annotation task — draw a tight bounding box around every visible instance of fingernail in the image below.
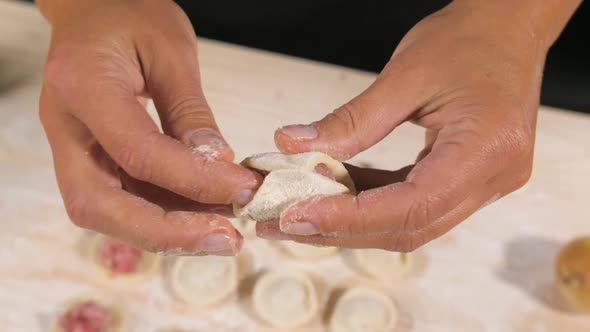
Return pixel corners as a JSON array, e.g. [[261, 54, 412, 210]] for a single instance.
[[257, 224, 292, 240], [189, 129, 228, 149], [234, 189, 255, 206], [200, 233, 237, 253], [281, 222, 320, 235], [280, 124, 318, 140]]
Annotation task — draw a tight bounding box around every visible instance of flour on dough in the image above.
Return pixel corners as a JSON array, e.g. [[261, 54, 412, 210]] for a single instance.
[[234, 152, 356, 221]]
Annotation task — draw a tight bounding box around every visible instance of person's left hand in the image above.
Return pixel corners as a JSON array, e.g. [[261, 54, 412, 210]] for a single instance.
[[257, 2, 546, 251]]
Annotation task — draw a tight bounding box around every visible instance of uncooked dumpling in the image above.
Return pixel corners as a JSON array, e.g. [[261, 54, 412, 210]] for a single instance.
[[234, 152, 355, 221], [52, 297, 125, 332], [350, 249, 412, 282], [167, 256, 238, 308], [88, 233, 160, 278], [241, 152, 355, 192], [252, 270, 319, 328], [280, 241, 339, 260], [330, 287, 398, 332]]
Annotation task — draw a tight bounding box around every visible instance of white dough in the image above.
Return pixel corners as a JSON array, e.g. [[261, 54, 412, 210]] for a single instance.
[[280, 241, 339, 260], [229, 217, 256, 237], [167, 256, 238, 308], [252, 270, 319, 328], [242, 152, 355, 192], [350, 249, 412, 282], [235, 152, 355, 221], [330, 287, 398, 332]]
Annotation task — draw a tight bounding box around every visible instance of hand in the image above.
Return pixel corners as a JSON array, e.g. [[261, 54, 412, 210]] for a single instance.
[[259, 2, 550, 251], [39, 0, 261, 255]]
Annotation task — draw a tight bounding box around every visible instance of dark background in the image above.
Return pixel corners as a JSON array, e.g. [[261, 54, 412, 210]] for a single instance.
[[24, 0, 590, 113]]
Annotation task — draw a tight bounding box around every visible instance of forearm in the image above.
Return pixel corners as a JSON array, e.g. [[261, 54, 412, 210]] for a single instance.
[[451, 0, 582, 49]]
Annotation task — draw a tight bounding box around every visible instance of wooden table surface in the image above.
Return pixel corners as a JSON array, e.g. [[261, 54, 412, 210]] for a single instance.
[[1, 1, 590, 331]]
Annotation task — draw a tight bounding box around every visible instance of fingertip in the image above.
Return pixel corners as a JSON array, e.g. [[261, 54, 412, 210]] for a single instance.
[[274, 125, 316, 154], [255, 220, 292, 240], [278, 197, 323, 235], [187, 128, 235, 162]]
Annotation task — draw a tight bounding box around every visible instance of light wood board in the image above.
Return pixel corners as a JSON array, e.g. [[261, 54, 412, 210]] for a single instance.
[[1, 1, 590, 331]]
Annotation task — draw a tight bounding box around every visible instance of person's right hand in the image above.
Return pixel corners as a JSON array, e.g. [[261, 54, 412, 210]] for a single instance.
[[38, 0, 261, 255]]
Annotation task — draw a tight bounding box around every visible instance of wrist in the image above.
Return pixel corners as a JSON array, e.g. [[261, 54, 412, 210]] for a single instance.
[[449, 0, 582, 50]]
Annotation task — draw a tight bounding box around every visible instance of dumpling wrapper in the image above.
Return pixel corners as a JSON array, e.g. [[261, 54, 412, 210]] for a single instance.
[[330, 287, 398, 332], [234, 152, 355, 222], [252, 270, 319, 328]]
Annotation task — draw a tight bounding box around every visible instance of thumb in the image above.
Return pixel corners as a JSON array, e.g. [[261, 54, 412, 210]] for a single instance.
[[275, 59, 428, 161]]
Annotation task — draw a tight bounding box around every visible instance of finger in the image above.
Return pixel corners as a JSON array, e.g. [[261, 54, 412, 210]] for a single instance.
[[40, 88, 242, 255], [275, 55, 431, 160], [44, 58, 261, 205], [119, 171, 233, 216], [139, 35, 234, 161], [279, 111, 530, 238], [259, 184, 504, 251]]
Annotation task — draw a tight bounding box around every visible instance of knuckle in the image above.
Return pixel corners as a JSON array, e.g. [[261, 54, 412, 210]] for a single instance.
[[330, 102, 364, 148], [175, 38, 199, 58], [510, 167, 533, 192], [38, 99, 51, 127], [115, 132, 159, 181], [63, 193, 91, 228], [499, 125, 533, 159], [403, 195, 433, 233], [43, 57, 76, 93], [166, 95, 210, 125], [384, 231, 425, 253], [186, 182, 206, 202]]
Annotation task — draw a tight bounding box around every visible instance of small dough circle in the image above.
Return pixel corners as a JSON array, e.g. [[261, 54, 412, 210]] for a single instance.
[[168, 256, 238, 308], [252, 270, 319, 328], [280, 241, 339, 260], [351, 249, 412, 282], [330, 287, 398, 332], [88, 234, 160, 278]]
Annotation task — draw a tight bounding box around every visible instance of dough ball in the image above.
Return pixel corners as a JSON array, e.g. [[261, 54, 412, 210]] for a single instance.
[[252, 270, 319, 328], [330, 287, 398, 332], [555, 236, 590, 313]]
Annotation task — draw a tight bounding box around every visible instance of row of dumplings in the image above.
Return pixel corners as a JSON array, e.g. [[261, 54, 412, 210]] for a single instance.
[[52, 226, 412, 332]]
